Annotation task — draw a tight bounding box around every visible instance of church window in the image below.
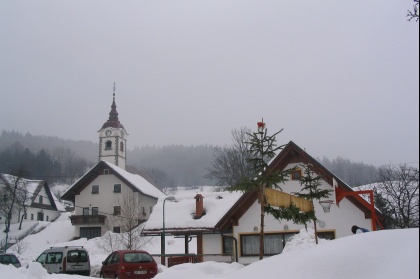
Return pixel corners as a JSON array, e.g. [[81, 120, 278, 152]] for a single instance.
[[105, 140, 112, 150], [120, 142, 124, 152]]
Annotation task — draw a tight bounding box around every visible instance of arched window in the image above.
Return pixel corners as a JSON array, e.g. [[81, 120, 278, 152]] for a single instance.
[[120, 142, 124, 152], [105, 140, 112, 150]]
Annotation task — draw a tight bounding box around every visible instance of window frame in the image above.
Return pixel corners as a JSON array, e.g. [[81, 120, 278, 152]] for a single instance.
[[105, 140, 112, 150], [92, 185, 99, 194], [113, 206, 121, 216], [92, 207, 99, 216], [240, 232, 299, 257], [113, 184, 121, 193], [291, 169, 302, 180]]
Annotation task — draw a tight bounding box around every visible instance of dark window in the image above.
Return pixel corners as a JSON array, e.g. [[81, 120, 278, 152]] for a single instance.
[[46, 252, 63, 264], [113, 184, 121, 193], [37, 212, 44, 221], [105, 140, 112, 150], [123, 252, 153, 263], [31, 214, 34, 220], [222, 237, 234, 254], [114, 206, 121, 216], [104, 169, 110, 175], [67, 250, 88, 263], [83, 207, 89, 215], [292, 169, 302, 180], [318, 231, 336, 240], [46, 216, 49, 221], [113, 227, 121, 233], [80, 227, 101, 240], [92, 207, 99, 216], [39, 196, 43, 204], [120, 142, 124, 152], [240, 232, 298, 256], [92, 185, 99, 194]]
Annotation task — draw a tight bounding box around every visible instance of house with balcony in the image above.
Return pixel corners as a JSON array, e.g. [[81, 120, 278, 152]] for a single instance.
[[61, 160, 165, 239], [143, 141, 384, 266]]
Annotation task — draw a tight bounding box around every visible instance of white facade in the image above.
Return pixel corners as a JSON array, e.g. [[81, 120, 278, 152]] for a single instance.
[[62, 161, 165, 239]]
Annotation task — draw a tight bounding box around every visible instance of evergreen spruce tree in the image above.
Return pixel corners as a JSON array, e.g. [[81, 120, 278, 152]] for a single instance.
[[295, 163, 333, 244], [230, 120, 292, 260]]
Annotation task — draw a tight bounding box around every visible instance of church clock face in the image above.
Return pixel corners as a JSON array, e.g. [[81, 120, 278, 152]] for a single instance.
[[105, 130, 112, 136]]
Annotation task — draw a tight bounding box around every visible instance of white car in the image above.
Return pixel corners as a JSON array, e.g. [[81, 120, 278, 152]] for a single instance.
[[35, 246, 90, 276]]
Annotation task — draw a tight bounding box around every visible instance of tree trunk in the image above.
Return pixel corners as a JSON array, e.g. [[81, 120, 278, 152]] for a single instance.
[[259, 187, 265, 260]]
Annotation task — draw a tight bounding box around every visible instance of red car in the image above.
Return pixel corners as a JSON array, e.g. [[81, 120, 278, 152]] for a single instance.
[[100, 250, 158, 279]]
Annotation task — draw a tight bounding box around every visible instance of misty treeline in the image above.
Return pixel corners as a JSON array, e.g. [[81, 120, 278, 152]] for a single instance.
[[1, 130, 382, 188]]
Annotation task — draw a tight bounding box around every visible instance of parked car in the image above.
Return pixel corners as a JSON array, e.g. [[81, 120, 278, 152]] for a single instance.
[[0, 253, 21, 268], [34, 246, 90, 276], [100, 250, 158, 279]]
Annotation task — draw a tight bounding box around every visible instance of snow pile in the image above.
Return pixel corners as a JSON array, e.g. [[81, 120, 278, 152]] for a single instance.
[[282, 228, 330, 254], [154, 261, 244, 279]]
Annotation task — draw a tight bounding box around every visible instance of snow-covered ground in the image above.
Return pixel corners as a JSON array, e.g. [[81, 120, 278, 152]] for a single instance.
[[1, 186, 419, 278]]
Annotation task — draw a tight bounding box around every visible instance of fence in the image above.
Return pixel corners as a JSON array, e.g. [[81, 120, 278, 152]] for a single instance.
[[151, 253, 234, 267]]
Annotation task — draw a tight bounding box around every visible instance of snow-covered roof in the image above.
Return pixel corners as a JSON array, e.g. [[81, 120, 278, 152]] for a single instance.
[[143, 191, 243, 233], [104, 161, 165, 199], [0, 174, 66, 211], [62, 161, 165, 201]]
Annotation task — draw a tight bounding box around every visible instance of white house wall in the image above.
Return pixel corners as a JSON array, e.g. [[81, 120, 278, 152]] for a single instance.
[[75, 173, 157, 236], [202, 234, 232, 263]]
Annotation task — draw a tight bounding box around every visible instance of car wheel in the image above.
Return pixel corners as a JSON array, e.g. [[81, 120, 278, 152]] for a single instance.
[[99, 274, 104, 278]]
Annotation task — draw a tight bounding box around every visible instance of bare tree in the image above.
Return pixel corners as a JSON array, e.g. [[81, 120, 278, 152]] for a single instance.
[[108, 192, 149, 250], [407, 0, 419, 22], [206, 127, 256, 190], [376, 164, 419, 228], [8, 238, 28, 254]]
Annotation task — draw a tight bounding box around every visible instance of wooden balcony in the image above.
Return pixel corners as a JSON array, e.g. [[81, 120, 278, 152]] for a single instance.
[[70, 215, 106, 225]]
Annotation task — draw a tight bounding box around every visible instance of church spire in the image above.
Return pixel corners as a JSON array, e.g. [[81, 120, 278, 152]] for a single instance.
[[101, 83, 124, 129]]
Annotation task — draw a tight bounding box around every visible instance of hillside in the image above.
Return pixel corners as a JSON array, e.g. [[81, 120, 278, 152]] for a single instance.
[[0, 130, 380, 187]]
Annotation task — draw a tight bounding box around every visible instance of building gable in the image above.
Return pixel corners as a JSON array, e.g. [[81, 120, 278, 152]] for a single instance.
[[216, 141, 383, 230]]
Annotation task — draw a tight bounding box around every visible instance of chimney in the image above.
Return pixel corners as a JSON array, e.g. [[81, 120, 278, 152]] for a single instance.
[[194, 194, 205, 219]]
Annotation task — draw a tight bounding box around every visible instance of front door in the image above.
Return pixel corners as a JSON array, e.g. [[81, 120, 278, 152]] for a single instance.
[[37, 212, 44, 221]]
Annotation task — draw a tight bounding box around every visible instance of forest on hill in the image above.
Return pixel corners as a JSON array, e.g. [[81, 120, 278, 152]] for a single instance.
[[0, 130, 379, 188]]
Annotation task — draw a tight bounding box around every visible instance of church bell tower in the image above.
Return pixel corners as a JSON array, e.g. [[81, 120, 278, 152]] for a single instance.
[[98, 83, 128, 169]]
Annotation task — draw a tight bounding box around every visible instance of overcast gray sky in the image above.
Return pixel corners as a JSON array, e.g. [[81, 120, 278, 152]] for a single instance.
[[0, 0, 418, 167]]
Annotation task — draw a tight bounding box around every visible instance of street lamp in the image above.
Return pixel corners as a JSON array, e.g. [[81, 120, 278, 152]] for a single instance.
[[161, 196, 176, 265]]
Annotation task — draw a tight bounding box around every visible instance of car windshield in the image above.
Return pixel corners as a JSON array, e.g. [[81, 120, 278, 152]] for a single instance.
[[0, 255, 20, 264], [36, 253, 47, 263], [123, 253, 154, 263]]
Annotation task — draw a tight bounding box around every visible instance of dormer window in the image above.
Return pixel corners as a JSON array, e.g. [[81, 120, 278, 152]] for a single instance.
[[39, 196, 43, 204], [105, 140, 112, 150]]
